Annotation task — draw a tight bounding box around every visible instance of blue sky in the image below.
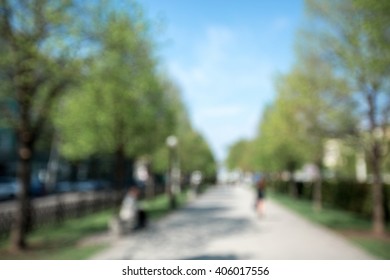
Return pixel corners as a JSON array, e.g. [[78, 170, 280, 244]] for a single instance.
[[139, 0, 305, 162]]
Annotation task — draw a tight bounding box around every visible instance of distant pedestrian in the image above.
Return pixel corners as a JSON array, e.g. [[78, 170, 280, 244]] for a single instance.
[[190, 170, 202, 195], [255, 175, 266, 217]]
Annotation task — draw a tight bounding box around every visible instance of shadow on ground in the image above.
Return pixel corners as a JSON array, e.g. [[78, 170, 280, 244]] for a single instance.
[[119, 188, 256, 259], [183, 254, 239, 260]]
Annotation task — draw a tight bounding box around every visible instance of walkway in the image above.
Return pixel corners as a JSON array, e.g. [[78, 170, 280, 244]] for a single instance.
[[91, 184, 375, 260]]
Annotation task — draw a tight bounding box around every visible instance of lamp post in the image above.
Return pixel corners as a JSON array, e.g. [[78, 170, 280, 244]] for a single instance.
[[166, 135, 178, 209]]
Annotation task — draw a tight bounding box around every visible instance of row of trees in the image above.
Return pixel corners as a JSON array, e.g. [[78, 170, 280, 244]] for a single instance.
[[226, 0, 390, 236], [0, 0, 216, 251]]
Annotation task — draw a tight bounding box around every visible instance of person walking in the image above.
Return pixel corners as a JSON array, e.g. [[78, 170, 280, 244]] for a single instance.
[[255, 175, 266, 217]]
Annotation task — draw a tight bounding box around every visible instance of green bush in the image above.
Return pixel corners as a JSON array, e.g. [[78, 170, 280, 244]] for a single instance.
[[270, 179, 390, 221], [270, 180, 290, 194], [322, 181, 371, 218]]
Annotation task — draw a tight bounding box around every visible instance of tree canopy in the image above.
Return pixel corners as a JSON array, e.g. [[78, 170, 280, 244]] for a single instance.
[[0, 0, 217, 250], [226, 0, 390, 235]]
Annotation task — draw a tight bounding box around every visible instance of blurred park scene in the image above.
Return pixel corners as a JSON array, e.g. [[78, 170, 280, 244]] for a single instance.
[[0, 0, 389, 259]]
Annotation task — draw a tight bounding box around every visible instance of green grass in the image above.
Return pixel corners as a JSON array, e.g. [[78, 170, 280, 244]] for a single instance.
[[0, 209, 115, 260], [45, 244, 108, 260], [29, 209, 115, 243], [0, 190, 192, 260], [350, 238, 390, 260], [142, 190, 189, 220], [269, 191, 371, 230], [269, 190, 390, 259]]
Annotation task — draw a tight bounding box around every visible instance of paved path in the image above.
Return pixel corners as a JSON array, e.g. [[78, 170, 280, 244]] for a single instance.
[[91, 184, 375, 260]]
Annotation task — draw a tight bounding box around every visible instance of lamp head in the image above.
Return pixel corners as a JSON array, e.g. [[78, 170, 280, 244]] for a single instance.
[[166, 135, 178, 148]]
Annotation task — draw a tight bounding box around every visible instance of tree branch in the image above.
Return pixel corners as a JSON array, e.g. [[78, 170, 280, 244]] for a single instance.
[[0, 0, 15, 44], [31, 79, 70, 142], [0, 103, 18, 128]]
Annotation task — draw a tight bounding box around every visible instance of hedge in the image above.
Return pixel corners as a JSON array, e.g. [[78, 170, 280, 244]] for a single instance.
[[270, 180, 390, 221]]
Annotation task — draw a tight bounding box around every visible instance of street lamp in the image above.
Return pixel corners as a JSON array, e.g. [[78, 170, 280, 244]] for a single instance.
[[166, 135, 178, 209], [166, 135, 178, 149]]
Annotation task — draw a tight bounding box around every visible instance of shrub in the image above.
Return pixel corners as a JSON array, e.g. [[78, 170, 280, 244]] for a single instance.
[[270, 179, 390, 221]]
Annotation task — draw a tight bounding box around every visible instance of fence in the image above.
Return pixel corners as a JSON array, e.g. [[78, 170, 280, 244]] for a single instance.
[[0, 190, 123, 241], [0, 181, 173, 241]]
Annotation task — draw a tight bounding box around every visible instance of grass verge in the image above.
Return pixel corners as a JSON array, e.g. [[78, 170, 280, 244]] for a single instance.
[[0, 208, 114, 260], [269, 190, 390, 259], [0, 190, 191, 260], [142, 190, 189, 220]]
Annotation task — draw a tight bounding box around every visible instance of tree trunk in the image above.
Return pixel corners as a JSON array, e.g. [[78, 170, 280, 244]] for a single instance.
[[11, 87, 36, 252], [115, 144, 125, 191], [10, 140, 33, 252], [113, 144, 128, 207], [313, 161, 322, 212], [88, 156, 99, 179], [383, 186, 389, 224], [287, 161, 297, 198], [371, 141, 385, 236], [145, 162, 155, 199], [69, 161, 79, 183], [167, 147, 176, 209], [313, 179, 322, 212], [366, 90, 385, 236]]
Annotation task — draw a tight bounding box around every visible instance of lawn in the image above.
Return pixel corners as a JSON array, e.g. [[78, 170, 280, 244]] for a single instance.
[[0, 209, 114, 260], [269, 190, 390, 259], [0, 190, 190, 260], [142, 190, 189, 220]]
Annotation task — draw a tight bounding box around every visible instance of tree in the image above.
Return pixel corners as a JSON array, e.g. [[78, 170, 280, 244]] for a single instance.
[[250, 47, 356, 204], [148, 78, 216, 208], [255, 101, 307, 171], [306, 0, 390, 236], [253, 97, 308, 197], [225, 139, 255, 172], [150, 77, 187, 174], [150, 77, 217, 179], [0, 0, 83, 251], [178, 130, 217, 181], [273, 51, 356, 208], [54, 9, 171, 191]]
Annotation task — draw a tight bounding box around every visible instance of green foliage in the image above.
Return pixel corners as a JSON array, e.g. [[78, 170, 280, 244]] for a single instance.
[[178, 130, 217, 179], [0, 0, 92, 251], [54, 7, 173, 161], [323, 181, 372, 217], [305, 0, 390, 234], [149, 79, 217, 179], [226, 139, 255, 171], [45, 0, 218, 186], [255, 101, 307, 172], [0, 0, 84, 132], [227, 50, 355, 174], [272, 180, 390, 220], [225, 0, 390, 180], [305, 0, 390, 156], [0, 0, 218, 251], [256, 52, 356, 172]]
